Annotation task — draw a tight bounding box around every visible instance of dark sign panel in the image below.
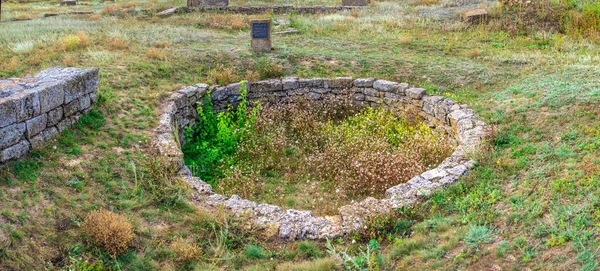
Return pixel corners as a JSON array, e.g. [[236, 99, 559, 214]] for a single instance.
[[252, 22, 269, 39]]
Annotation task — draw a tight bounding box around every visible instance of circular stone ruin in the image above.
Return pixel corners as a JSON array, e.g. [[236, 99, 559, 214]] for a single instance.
[[152, 77, 489, 240]]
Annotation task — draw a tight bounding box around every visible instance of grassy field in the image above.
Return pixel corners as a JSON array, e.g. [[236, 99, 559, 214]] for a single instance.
[[2, 0, 600, 270]]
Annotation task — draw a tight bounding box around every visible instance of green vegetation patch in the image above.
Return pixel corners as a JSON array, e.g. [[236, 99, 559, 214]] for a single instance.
[[183, 85, 454, 215]]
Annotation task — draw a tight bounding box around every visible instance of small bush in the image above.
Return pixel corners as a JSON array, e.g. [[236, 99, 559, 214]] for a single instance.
[[60, 32, 89, 51], [465, 225, 495, 249], [243, 244, 269, 259], [81, 209, 134, 256], [171, 238, 203, 263], [276, 258, 340, 271], [145, 48, 168, 60], [207, 64, 238, 85], [107, 37, 129, 50], [297, 241, 323, 259]]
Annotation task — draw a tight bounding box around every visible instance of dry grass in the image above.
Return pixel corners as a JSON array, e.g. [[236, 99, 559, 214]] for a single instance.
[[466, 48, 481, 58], [107, 37, 130, 50], [145, 48, 168, 60], [206, 14, 248, 30], [207, 64, 238, 85], [81, 209, 134, 257], [88, 13, 102, 21], [213, 95, 454, 214], [170, 238, 203, 263]]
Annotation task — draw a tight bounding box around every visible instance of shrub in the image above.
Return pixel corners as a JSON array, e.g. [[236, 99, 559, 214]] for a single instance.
[[145, 48, 168, 60], [183, 81, 260, 185], [81, 209, 134, 256], [207, 64, 238, 85], [107, 37, 129, 50], [465, 225, 495, 249], [297, 241, 323, 259], [171, 238, 203, 263], [61, 35, 82, 51], [243, 244, 269, 259]]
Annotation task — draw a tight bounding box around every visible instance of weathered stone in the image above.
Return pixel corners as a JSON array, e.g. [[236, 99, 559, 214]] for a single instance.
[[47, 107, 63, 127], [0, 98, 17, 128], [1, 140, 30, 163], [79, 94, 91, 110], [0, 122, 26, 149], [283, 77, 299, 90], [406, 88, 426, 99], [63, 99, 81, 117], [307, 92, 321, 100], [252, 79, 282, 92], [157, 7, 179, 17], [39, 82, 65, 113], [465, 8, 488, 23], [363, 88, 379, 97], [298, 78, 324, 88], [423, 96, 444, 115], [353, 78, 374, 88], [30, 127, 58, 149], [353, 93, 365, 101], [311, 88, 331, 94], [342, 0, 368, 6], [12, 90, 41, 122], [188, 0, 228, 7], [446, 164, 468, 176], [421, 168, 448, 181], [373, 80, 398, 92], [325, 77, 353, 89], [26, 114, 47, 138], [60, 0, 76, 6]]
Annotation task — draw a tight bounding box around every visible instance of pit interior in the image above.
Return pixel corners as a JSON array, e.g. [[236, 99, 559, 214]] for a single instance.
[[183, 87, 456, 215]]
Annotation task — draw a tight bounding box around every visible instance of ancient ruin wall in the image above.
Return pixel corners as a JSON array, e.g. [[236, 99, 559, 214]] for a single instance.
[[0, 67, 99, 163], [153, 77, 489, 240]]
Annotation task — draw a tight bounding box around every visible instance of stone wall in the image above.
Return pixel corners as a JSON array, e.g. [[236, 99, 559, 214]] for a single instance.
[[153, 77, 489, 240], [0, 67, 99, 163], [183, 5, 358, 14]]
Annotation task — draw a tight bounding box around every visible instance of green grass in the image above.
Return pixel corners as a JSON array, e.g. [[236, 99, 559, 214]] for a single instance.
[[2, 0, 600, 270]]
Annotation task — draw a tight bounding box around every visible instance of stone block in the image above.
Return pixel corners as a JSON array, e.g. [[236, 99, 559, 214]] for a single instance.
[[12, 90, 41, 122], [47, 107, 63, 127], [363, 88, 379, 97], [188, 0, 228, 7], [373, 80, 398, 92], [63, 99, 81, 116], [298, 78, 324, 88], [283, 77, 299, 90], [342, 0, 368, 6], [465, 9, 488, 23], [79, 94, 91, 110], [325, 77, 353, 89], [406, 88, 426, 99], [0, 98, 17, 128], [1, 140, 30, 163], [251, 79, 282, 92], [39, 82, 65, 113], [26, 113, 47, 138], [353, 78, 374, 88], [60, 0, 76, 6], [30, 126, 58, 149], [0, 122, 26, 149]]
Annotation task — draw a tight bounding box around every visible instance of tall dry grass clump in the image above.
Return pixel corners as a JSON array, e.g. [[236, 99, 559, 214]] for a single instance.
[[171, 238, 203, 263], [81, 209, 134, 256]]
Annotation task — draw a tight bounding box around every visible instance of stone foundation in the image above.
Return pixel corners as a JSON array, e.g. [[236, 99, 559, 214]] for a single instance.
[[182, 5, 359, 14], [152, 77, 489, 240], [0, 67, 99, 163]]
